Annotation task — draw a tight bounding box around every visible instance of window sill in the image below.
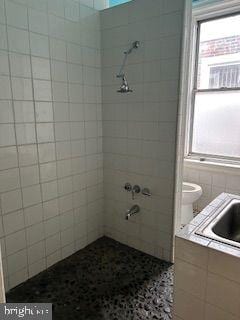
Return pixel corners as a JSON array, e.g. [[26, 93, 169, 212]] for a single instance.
[[184, 157, 240, 175]]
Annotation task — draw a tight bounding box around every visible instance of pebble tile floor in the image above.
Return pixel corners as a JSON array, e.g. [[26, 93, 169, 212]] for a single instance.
[[7, 237, 173, 320]]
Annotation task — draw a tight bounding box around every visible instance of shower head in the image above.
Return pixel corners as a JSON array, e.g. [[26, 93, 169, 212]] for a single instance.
[[117, 75, 132, 93], [116, 40, 140, 93]]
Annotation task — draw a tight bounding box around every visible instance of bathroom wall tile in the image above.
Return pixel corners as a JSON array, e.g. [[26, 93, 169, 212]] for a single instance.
[[28, 8, 48, 35], [7, 249, 27, 275], [40, 162, 57, 182], [3, 210, 25, 235], [45, 233, 61, 256], [7, 27, 30, 54], [0, 167, 20, 193], [9, 53, 31, 78], [50, 38, 67, 62], [30, 32, 49, 58], [5, 229, 26, 255], [35, 102, 53, 122], [46, 250, 61, 268], [36, 123, 54, 143], [18, 144, 38, 166], [8, 268, 28, 289], [175, 237, 208, 268], [53, 102, 69, 122], [0, 76, 11, 100], [44, 216, 60, 238], [43, 199, 59, 220], [32, 57, 51, 80], [0, 25, 7, 50], [206, 272, 240, 316], [5, 0, 28, 29], [0, 0, 5, 24], [14, 101, 35, 123], [38, 143, 56, 163], [205, 303, 239, 320], [27, 241, 45, 264], [16, 124, 36, 145], [51, 60, 68, 82], [52, 81, 68, 102], [55, 122, 70, 141], [56, 141, 71, 160], [29, 259, 46, 278], [12, 78, 33, 100], [41, 180, 58, 201], [33, 80, 52, 101], [24, 204, 43, 227], [0, 124, 15, 146], [0, 101, 13, 123], [0, 146, 18, 170], [20, 165, 39, 187], [173, 287, 205, 320], [26, 222, 44, 246], [22, 184, 42, 207], [1, 0, 102, 289], [0, 50, 10, 76], [174, 258, 207, 299]]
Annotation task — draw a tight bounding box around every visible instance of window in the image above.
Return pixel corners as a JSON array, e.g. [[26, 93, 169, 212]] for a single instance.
[[109, 0, 131, 8], [188, 14, 240, 162]]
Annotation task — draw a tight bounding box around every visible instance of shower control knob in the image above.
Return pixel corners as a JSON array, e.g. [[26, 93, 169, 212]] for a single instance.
[[142, 188, 151, 197], [124, 183, 132, 192], [132, 185, 141, 200]]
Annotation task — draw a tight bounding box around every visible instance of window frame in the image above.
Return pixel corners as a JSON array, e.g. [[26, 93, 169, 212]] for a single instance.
[[186, 11, 240, 165]]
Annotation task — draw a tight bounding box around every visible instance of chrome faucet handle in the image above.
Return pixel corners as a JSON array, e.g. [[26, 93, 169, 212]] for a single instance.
[[142, 188, 151, 197], [124, 183, 132, 192], [132, 185, 141, 200]]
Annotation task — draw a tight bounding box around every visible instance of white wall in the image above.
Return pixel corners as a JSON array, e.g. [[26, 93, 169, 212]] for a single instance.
[[0, 0, 104, 290], [0, 0, 187, 291], [174, 236, 240, 320], [101, 0, 185, 261], [184, 163, 240, 211]]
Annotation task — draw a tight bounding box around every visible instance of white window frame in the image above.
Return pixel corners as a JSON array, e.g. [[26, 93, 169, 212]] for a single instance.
[[185, 0, 240, 166]]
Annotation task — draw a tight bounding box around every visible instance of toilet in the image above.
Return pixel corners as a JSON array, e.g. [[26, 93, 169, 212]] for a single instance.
[[181, 182, 202, 225]]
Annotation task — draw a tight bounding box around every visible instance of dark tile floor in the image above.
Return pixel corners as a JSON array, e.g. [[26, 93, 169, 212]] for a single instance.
[[7, 237, 173, 320]]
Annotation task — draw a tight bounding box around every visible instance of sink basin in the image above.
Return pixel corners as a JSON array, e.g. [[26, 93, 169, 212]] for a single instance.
[[196, 197, 240, 249], [212, 200, 240, 243]]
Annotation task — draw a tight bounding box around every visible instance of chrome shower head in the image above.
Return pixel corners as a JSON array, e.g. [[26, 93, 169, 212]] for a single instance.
[[117, 75, 132, 93], [116, 40, 140, 93]]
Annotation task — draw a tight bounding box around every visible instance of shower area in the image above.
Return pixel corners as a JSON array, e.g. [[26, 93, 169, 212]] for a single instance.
[[0, 0, 187, 318]]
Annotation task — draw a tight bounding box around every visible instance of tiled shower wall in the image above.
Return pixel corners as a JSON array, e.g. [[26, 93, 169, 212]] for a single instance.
[[0, 0, 105, 290], [101, 0, 185, 261], [184, 163, 240, 211]]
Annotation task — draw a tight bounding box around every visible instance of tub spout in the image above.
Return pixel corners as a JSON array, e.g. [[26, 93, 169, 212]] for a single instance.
[[126, 205, 140, 220]]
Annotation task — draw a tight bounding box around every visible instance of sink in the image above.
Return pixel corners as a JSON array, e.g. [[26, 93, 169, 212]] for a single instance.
[[212, 200, 240, 243], [195, 197, 240, 249]]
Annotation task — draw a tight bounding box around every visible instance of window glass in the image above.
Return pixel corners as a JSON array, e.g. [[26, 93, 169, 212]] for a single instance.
[[190, 14, 240, 160], [197, 15, 240, 89], [109, 0, 131, 8], [192, 91, 240, 157]]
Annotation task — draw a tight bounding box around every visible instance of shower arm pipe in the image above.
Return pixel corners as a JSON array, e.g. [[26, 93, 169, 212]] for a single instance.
[[116, 41, 140, 78], [117, 51, 129, 79]]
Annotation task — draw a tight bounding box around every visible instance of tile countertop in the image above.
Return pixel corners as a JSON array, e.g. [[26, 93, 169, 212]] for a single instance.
[[176, 193, 240, 259]]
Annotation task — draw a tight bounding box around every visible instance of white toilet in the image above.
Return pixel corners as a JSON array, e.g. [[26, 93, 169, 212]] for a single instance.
[[181, 182, 202, 225]]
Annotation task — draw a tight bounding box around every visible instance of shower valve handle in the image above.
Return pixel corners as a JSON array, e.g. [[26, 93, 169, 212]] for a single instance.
[[132, 185, 141, 200]]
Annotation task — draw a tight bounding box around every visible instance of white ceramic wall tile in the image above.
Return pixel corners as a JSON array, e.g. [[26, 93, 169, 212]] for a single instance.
[[174, 236, 240, 320], [9, 53, 31, 78], [14, 101, 35, 123], [7, 27, 30, 54], [0, 0, 183, 291], [184, 164, 240, 211], [0, 0, 103, 291], [100, 0, 184, 260]]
